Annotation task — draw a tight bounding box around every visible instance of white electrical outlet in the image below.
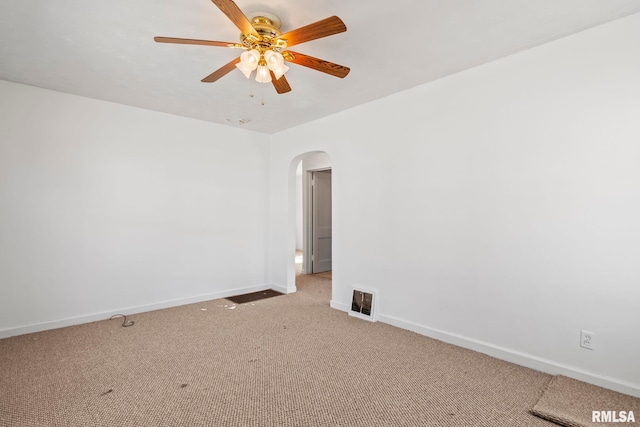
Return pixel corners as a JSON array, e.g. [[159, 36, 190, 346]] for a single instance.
[[580, 330, 595, 350]]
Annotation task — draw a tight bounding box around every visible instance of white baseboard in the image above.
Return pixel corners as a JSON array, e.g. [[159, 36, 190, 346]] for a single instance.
[[0, 284, 270, 339], [378, 313, 640, 398], [272, 283, 297, 294], [329, 303, 639, 398], [330, 300, 349, 311]]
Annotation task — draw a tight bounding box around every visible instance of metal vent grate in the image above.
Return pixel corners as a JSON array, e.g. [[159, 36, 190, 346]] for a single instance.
[[349, 288, 377, 321]]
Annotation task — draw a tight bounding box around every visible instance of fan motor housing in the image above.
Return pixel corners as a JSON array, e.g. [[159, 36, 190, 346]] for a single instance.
[[240, 14, 283, 48]]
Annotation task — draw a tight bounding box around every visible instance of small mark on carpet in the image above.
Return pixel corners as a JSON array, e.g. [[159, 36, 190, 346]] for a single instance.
[[180, 384, 188, 388], [248, 359, 258, 363], [100, 389, 113, 396]]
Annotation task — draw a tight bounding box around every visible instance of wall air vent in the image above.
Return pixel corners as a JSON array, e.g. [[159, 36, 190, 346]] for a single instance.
[[349, 288, 377, 322]]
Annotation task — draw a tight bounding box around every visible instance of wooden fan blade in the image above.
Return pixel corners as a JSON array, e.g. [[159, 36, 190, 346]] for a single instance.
[[278, 16, 346, 48], [201, 57, 241, 83], [211, 0, 260, 39], [284, 51, 350, 78], [270, 71, 292, 94], [154, 36, 236, 48]]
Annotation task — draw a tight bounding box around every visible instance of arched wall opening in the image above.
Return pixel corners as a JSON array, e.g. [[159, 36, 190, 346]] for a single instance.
[[286, 151, 333, 294]]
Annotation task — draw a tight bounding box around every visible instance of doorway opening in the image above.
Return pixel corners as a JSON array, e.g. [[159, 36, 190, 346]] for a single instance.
[[292, 152, 332, 281]]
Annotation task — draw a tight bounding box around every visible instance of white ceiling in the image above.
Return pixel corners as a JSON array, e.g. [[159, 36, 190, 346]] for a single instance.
[[1, 1, 639, 134]]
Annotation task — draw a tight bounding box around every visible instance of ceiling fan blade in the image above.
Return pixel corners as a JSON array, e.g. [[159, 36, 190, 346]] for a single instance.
[[201, 57, 241, 83], [284, 51, 350, 78], [211, 0, 260, 39], [154, 36, 237, 48], [270, 71, 292, 94], [278, 16, 346, 48]]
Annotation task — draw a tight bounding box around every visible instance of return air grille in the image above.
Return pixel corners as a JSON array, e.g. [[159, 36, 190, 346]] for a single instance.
[[349, 288, 377, 322]]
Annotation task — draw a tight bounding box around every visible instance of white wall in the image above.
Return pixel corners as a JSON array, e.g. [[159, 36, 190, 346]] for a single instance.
[[268, 13, 640, 396], [302, 152, 332, 172], [295, 162, 303, 250], [0, 81, 270, 337]]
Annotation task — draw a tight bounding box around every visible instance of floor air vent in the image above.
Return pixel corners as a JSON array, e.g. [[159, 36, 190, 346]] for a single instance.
[[349, 288, 377, 322]]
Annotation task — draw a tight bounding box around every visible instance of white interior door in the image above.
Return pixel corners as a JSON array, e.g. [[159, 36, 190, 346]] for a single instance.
[[312, 170, 332, 273]]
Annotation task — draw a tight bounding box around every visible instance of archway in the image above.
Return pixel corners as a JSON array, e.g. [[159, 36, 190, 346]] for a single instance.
[[286, 151, 333, 293]]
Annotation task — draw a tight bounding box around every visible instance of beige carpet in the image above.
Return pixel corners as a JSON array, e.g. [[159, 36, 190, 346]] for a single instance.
[[314, 271, 332, 280], [0, 273, 627, 426], [531, 375, 640, 427]]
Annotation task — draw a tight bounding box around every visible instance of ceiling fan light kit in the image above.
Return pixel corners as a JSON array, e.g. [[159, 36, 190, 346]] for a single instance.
[[235, 15, 289, 84], [154, 0, 350, 94]]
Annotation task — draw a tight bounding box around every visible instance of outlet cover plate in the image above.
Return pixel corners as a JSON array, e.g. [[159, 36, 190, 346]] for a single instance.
[[580, 330, 595, 350]]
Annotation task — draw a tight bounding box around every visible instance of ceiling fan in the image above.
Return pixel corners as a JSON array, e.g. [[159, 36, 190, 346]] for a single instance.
[[154, 0, 350, 94]]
